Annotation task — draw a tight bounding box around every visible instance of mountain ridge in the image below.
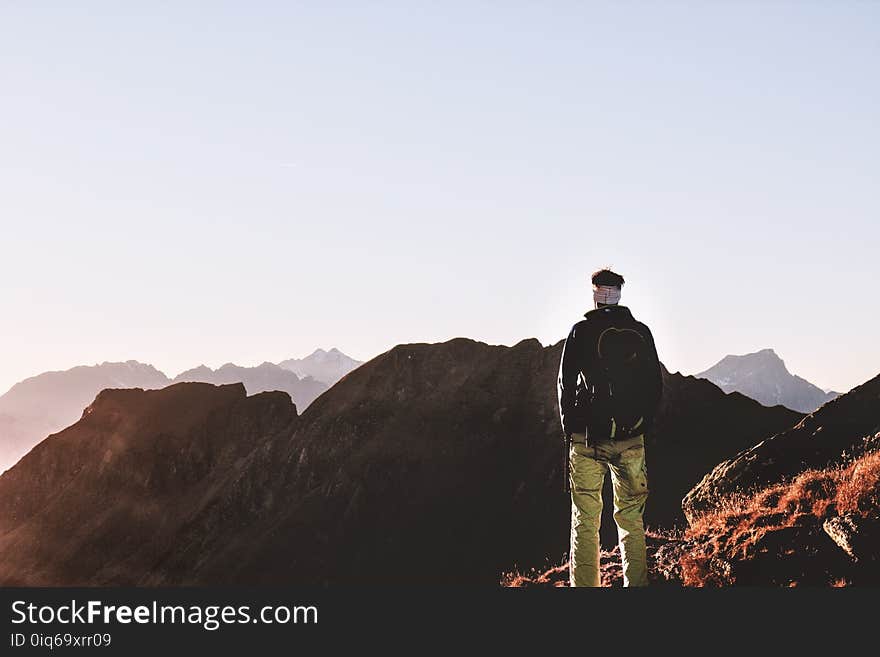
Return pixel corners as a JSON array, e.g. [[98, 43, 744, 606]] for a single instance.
[[0, 350, 359, 472], [172, 361, 327, 409], [0, 336, 801, 586], [0, 361, 171, 473]]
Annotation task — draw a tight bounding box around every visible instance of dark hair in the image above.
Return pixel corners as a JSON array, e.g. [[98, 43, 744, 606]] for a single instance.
[[591, 268, 625, 287]]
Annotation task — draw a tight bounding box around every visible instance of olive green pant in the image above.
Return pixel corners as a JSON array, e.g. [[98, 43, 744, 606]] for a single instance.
[[569, 433, 649, 587]]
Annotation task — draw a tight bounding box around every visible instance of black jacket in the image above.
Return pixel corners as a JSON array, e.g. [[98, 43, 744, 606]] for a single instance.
[[557, 305, 663, 439]]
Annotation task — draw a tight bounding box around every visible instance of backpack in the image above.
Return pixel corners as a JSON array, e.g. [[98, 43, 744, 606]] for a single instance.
[[583, 324, 656, 440]]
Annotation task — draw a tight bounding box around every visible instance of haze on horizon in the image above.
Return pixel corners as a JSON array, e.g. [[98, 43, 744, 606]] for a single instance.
[[2, 2, 878, 396]]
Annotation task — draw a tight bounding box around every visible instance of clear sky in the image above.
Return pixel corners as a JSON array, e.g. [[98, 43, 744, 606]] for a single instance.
[[2, 2, 878, 395]]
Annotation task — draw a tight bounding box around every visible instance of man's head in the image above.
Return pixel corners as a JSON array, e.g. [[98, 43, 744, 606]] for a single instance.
[[591, 268, 625, 308]]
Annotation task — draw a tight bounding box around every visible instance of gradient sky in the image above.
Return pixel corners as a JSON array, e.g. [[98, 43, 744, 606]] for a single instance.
[[2, 2, 878, 395]]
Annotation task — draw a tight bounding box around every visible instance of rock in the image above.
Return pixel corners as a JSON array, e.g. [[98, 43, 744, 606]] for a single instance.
[[823, 514, 860, 560], [822, 513, 880, 566]]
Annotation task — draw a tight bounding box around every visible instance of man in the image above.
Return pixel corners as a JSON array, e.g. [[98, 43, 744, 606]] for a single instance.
[[557, 268, 663, 587]]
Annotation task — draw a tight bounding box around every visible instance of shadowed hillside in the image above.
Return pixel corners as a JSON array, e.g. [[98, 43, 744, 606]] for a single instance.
[[0, 383, 297, 586]]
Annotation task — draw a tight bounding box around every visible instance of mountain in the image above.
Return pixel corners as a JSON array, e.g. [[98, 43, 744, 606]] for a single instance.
[[0, 338, 800, 586], [696, 348, 839, 413], [173, 362, 327, 409], [0, 361, 170, 473], [278, 348, 362, 386]]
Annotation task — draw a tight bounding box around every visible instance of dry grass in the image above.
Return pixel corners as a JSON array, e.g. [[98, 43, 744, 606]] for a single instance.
[[836, 450, 880, 515], [501, 530, 680, 587], [681, 448, 880, 586], [501, 562, 569, 588]]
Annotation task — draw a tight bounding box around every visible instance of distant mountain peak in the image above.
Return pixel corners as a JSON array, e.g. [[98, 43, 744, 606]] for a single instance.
[[182, 365, 213, 376], [278, 348, 363, 387], [721, 347, 781, 361], [697, 348, 838, 413]]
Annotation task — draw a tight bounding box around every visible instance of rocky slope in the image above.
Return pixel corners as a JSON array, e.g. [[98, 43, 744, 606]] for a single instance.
[[278, 347, 363, 386], [697, 348, 838, 413], [0, 338, 800, 586], [0, 361, 170, 473], [678, 441, 880, 586], [684, 371, 880, 520]]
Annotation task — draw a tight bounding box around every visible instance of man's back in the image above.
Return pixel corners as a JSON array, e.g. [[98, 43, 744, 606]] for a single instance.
[[557, 268, 661, 587], [558, 305, 662, 443]]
